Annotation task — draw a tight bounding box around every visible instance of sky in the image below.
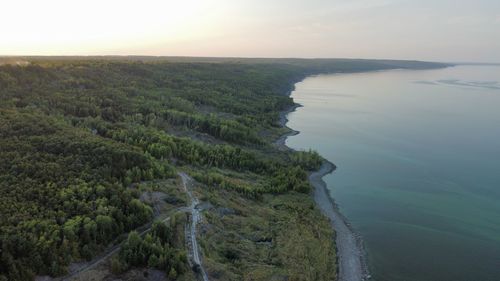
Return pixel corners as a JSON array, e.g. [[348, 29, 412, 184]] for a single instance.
[[1, 0, 499, 62]]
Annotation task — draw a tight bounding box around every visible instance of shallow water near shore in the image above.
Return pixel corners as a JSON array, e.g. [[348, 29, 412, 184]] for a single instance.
[[285, 65, 500, 281]]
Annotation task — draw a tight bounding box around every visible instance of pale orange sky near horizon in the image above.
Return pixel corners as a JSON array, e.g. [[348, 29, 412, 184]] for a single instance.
[[1, 0, 499, 62]]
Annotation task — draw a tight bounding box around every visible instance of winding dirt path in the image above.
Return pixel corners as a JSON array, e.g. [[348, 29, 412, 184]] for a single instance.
[[179, 172, 210, 281], [60, 173, 209, 281]]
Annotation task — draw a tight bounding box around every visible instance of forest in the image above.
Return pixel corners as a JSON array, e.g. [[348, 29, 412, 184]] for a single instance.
[[0, 58, 447, 280]]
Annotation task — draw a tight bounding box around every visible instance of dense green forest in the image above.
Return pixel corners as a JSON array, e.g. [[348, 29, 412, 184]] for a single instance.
[[0, 58, 447, 280]]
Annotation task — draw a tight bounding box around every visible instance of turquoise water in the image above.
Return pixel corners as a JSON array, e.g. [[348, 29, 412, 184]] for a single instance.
[[285, 65, 500, 281]]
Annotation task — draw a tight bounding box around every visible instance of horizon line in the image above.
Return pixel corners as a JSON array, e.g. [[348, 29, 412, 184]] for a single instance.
[[1, 54, 498, 65], [0, 54, 464, 64]]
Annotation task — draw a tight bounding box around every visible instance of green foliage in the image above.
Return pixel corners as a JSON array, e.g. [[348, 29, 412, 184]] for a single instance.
[[192, 171, 264, 198], [107, 124, 269, 173], [0, 59, 360, 280], [110, 257, 128, 274], [118, 221, 187, 275], [290, 150, 323, 171], [269, 166, 311, 193], [199, 188, 337, 281], [0, 112, 159, 280], [164, 110, 262, 144]]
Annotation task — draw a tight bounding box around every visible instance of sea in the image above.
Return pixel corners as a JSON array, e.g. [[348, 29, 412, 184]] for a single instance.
[[285, 65, 500, 281]]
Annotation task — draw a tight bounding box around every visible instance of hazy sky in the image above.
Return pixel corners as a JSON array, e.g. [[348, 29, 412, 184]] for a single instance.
[[1, 0, 499, 62]]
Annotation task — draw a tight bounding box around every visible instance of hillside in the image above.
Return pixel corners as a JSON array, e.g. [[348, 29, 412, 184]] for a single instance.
[[0, 58, 448, 281]]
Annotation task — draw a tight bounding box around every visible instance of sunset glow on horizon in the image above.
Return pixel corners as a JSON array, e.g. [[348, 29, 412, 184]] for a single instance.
[[1, 0, 499, 62]]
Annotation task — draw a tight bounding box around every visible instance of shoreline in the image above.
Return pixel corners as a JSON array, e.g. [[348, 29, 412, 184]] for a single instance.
[[275, 103, 301, 150], [277, 99, 370, 281]]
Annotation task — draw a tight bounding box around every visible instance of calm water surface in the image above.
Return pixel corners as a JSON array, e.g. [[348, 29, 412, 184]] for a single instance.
[[286, 65, 500, 281]]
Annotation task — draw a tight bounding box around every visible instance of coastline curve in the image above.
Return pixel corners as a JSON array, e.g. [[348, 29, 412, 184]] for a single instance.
[[277, 92, 370, 281]]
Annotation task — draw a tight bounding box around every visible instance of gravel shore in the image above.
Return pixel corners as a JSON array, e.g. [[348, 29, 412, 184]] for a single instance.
[[277, 103, 369, 281]]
